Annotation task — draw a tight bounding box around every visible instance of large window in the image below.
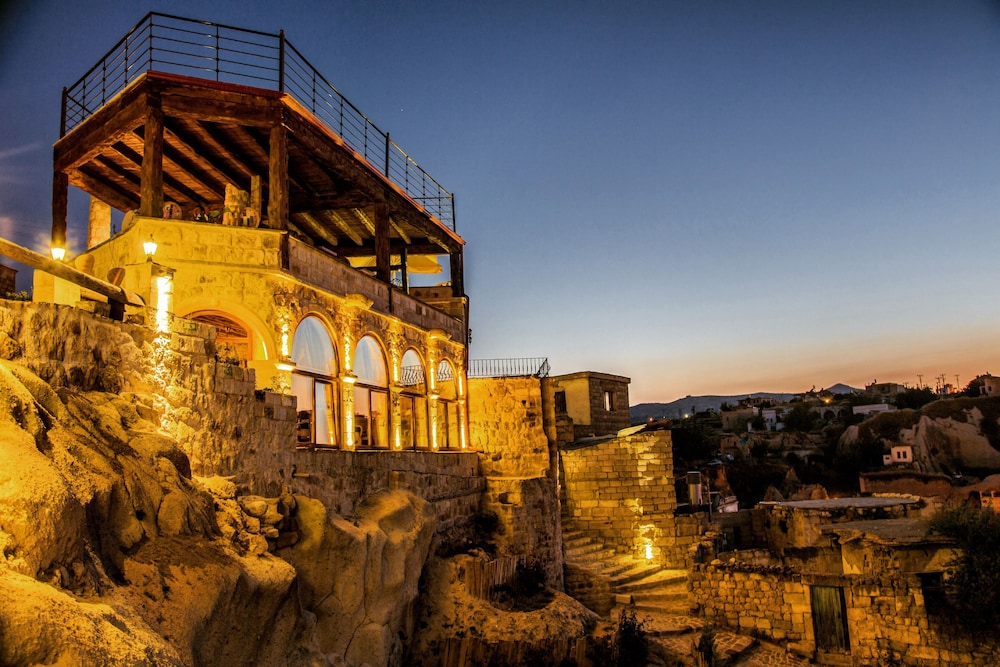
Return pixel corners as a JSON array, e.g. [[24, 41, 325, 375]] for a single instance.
[[354, 336, 389, 449], [399, 349, 429, 449], [291, 316, 338, 447], [436, 359, 460, 449]]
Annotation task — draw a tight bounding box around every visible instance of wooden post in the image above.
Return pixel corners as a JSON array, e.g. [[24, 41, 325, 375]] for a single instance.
[[268, 123, 288, 230], [449, 248, 465, 297], [374, 201, 390, 284], [139, 94, 164, 217], [51, 170, 68, 252]]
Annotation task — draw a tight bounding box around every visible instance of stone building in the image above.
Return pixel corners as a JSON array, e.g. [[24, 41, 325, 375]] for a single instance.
[[547, 371, 631, 441], [39, 13, 469, 454], [690, 496, 1000, 665]]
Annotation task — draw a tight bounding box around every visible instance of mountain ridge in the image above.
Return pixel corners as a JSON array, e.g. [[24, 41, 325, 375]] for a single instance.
[[630, 383, 860, 422]]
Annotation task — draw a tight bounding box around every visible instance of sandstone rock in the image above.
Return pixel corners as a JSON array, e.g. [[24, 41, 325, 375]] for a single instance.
[[239, 495, 270, 518]]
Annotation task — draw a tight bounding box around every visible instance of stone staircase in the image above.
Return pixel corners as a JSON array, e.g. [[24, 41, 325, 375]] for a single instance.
[[562, 528, 779, 665]]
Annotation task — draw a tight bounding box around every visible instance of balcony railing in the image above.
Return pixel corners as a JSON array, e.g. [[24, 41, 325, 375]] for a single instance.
[[61, 11, 456, 231], [468, 358, 550, 379]]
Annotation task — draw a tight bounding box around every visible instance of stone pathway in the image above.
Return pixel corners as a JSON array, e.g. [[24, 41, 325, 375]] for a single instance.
[[732, 643, 813, 667]]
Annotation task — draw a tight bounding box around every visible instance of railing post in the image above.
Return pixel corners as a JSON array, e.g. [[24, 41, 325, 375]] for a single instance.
[[385, 132, 391, 177], [59, 87, 68, 137], [278, 30, 285, 92], [214, 24, 220, 81]]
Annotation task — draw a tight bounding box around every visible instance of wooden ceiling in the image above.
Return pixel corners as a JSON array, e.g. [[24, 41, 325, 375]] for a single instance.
[[53, 72, 463, 258]]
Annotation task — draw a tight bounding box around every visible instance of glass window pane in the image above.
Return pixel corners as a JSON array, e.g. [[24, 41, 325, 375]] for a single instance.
[[436, 400, 449, 448], [292, 373, 313, 444], [354, 386, 371, 447], [371, 391, 388, 449], [400, 349, 425, 393], [314, 381, 335, 446], [448, 402, 461, 449], [400, 395, 414, 449], [354, 336, 387, 386], [292, 316, 336, 375], [415, 396, 428, 449]]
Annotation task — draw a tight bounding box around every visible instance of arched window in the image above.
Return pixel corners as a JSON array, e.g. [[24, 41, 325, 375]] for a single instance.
[[354, 336, 388, 449], [399, 349, 428, 449], [291, 317, 338, 447], [436, 359, 460, 449]]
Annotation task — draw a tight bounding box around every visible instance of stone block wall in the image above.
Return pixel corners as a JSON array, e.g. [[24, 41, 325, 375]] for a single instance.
[[467, 377, 551, 477], [561, 430, 694, 566], [690, 562, 814, 650]]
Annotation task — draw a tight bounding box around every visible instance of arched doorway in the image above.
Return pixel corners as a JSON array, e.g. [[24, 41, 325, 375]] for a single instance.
[[187, 310, 252, 363]]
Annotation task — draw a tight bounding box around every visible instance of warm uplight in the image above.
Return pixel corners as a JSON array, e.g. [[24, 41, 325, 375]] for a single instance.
[[51, 247, 66, 261], [143, 235, 158, 260], [275, 357, 296, 372], [645, 543, 654, 560], [155, 274, 172, 334]]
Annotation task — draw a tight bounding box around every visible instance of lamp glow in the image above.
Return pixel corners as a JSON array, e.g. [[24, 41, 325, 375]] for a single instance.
[[51, 247, 66, 261], [275, 358, 296, 372], [143, 235, 157, 260]]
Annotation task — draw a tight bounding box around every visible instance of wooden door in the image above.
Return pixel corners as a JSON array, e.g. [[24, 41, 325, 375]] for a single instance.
[[811, 585, 850, 651]]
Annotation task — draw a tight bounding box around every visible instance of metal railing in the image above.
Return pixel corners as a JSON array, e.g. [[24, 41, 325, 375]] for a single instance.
[[61, 11, 456, 231], [468, 358, 550, 379]]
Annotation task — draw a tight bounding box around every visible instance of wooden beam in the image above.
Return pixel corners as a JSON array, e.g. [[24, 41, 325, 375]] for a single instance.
[[327, 210, 365, 246], [0, 237, 144, 308], [353, 207, 377, 235], [165, 122, 249, 191], [296, 212, 341, 248], [198, 122, 264, 183], [289, 190, 371, 211], [332, 242, 444, 258], [268, 123, 289, 231], [139, 96, 164, 217], [70, 167, 140, 213], [54, 82, 146, 172], [374, 202, 390, 283], [391, 220, 411, 245], [136, 126, 224, 199]]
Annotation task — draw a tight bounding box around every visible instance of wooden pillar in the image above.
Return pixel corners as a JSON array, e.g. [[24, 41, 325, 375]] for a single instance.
[[268, 124, 289, 231], [51, 170, 68, 252], [449, 247, 465, 297], [374, 201, 390, 284], [139, 94, 164, 217]]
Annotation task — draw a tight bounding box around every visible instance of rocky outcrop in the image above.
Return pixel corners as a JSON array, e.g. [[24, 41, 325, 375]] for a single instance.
[[280, 490, 436, 666]]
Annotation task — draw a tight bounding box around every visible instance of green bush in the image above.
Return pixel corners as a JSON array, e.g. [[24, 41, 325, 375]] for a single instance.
[[928, 503, 1000, 635], [588, 608, 648, 667]]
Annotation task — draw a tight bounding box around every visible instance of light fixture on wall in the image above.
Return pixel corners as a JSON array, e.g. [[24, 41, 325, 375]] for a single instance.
[[275, 357, 296, 372], [51, 246, 66, 261], [143, 235, 157, 261]]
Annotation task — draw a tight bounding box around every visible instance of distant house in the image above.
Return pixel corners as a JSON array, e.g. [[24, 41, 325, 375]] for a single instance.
[[547, 371, 631, 441], [0, 263, 16, 296], [980, 375, 1000, 397], [865, 381, 905, 398], [720, 407, 755, 431], [852, 403, 893, 417], [882, 444, 913, 466]]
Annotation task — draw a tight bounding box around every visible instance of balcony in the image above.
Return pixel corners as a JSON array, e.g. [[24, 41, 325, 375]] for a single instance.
[[51, 12, 466, 318]]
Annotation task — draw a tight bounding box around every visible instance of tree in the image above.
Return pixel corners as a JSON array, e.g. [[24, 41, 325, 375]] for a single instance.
[[783, 403, 819, 432], [928, 503, 1000, 635], [893, 387, 937, 410]]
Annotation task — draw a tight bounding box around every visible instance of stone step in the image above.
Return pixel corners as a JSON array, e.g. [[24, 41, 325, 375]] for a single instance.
[[564, 542, 616, 561], [614, 569, 688, 593], [610, 563, 669, 587], [620, 609, 703, 638], [712, 631, 757, 662]]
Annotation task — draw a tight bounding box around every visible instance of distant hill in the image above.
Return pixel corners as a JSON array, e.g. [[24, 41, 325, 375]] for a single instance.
[[630, 384, 860, 423]]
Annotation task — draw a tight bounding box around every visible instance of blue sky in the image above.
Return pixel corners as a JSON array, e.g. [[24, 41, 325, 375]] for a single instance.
[[2, 1, 999, 403]]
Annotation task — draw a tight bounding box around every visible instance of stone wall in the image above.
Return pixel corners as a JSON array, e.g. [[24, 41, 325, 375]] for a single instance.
[[0, 301, 481, 527], [690, 562, 814, 651], [691, 559, 1000, 666], [561, 430, 698, 566], [467, 377, 551, 477]]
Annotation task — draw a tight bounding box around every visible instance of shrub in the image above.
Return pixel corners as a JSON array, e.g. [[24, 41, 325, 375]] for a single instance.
[[928, 503, 1000, 635], [588, 608, 648, 666]]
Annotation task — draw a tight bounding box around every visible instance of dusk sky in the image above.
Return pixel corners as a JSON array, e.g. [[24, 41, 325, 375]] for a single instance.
[[2, 1, 1000, 404]]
